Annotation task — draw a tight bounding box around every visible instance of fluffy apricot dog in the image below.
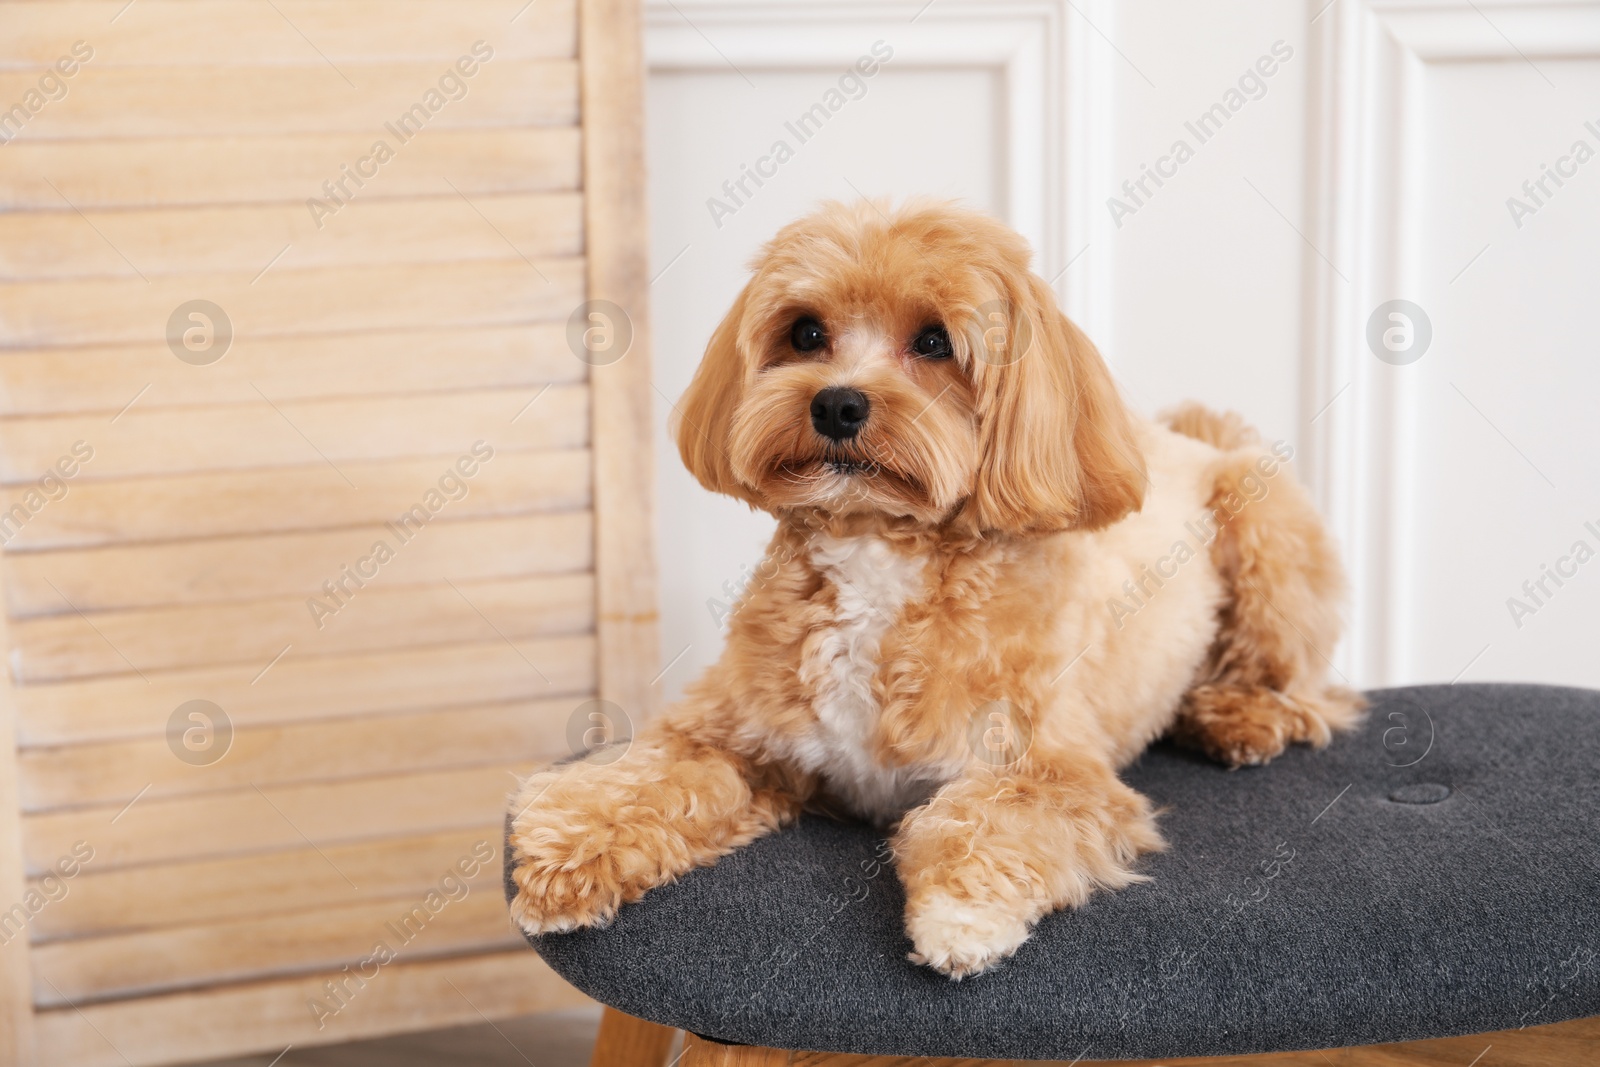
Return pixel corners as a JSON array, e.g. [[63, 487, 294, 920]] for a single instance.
[[509, 200, 1362, 978]]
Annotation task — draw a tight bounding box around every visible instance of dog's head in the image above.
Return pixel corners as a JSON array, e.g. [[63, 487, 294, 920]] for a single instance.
[[674, 200, 1146, 534]]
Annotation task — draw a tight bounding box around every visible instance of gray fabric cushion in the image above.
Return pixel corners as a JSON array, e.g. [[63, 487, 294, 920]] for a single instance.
[[506, 684, 1600, 1059]]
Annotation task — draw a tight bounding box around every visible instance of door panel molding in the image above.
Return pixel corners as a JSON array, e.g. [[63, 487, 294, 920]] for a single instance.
[[644, 0, 1117, 346], [1304, 0, 1600, 684]]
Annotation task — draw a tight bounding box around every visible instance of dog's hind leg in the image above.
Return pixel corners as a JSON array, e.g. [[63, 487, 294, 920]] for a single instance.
[[1163, 405, 1365, 768]]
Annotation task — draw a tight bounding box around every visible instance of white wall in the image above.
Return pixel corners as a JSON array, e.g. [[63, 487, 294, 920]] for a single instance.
[[643, 0, 1600, 701], [1109, 0, 1308, 447]]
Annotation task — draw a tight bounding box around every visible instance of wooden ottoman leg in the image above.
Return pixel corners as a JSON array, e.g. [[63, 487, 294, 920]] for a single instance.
[[681, 1031, 792, 1065], [590, 1006, 678, 1067]]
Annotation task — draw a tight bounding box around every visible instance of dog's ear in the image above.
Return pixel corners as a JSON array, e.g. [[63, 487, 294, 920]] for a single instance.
[[674, 287, 761, 506], [964, 272, 1146, 533]]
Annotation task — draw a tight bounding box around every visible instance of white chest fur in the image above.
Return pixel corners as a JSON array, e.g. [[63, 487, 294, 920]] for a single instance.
[[793, 533, 940, 824]]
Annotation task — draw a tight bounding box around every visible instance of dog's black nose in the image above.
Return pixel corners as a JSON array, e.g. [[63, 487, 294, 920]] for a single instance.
[[810, 386, 870, 441]]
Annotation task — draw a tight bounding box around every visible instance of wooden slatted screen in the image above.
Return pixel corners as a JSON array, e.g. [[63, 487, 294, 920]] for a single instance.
[[0, 1, 656, 1063]]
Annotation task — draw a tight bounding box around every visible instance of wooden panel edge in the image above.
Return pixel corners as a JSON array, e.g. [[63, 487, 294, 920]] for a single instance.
[[580, 0, 660, 724], [0, 605, 34, 1067]]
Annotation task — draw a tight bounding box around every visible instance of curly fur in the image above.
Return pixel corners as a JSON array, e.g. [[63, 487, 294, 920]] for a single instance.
[[508, 201, 1361, 978]]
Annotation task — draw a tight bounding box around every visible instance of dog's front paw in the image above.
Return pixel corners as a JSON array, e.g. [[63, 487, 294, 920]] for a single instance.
[[507, 771, 638, 936], [904, 890, 1033, 979], [508, 840, 627, 936]]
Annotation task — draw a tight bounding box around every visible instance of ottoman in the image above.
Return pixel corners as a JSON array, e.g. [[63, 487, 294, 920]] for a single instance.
[[508, 684, 1600, 1063]]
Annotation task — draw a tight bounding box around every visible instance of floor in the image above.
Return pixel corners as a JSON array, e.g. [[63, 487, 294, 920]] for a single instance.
[[192, 1007, 616, 1067]]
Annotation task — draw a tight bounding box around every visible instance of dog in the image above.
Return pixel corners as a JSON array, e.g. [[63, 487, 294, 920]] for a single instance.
[[508, 200, 1363, 978]]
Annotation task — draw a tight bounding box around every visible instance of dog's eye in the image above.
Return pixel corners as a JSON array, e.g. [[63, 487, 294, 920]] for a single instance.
[[790, 316, 827, 353], [911, 325, 952, 360]]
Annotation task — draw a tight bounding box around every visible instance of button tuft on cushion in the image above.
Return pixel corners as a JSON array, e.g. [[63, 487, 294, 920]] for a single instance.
[[1389, 782, 1452, 804]]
